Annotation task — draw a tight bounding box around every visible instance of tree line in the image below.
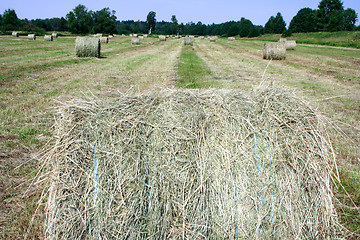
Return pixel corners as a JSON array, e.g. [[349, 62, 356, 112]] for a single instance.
[[0, 0, 358, 36]]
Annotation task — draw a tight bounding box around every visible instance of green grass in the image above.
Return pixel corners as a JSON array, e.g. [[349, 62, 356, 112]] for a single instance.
[[255, 31, 360, 48], [177, 45, 215, 88]]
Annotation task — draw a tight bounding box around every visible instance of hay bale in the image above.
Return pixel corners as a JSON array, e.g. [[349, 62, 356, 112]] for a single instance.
[[198, 36, 205, 39], [279, 38, 287, 43], [95, 33, 102, 38], [12, 32, 19, 37], [52, 33, 58, 38], [28, 34, 36, 40], [108, 35, 114, 39], [285, 40, 296, 50], [131, 38, 140, 45], [133, 34, 138, 37], [159, 35, 166, 41], [44, 35, 53, 41], [263, 42, 286, 60], [44, 88, 340, 240], [100, 37, 109, 44], [75, 37, 100, 58], [138, 36, 144, 40], [184, 37, 194, 46], [228, 37, 235, 41], [209, 37, 217, 42]]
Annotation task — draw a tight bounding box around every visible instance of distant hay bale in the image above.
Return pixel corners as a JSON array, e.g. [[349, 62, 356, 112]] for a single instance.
[[159, 35, 166, 41], [28, 34, 36, 40], [285, 40, 296, 50], [12, 32, 19, 37], [75, 37, 100, 58], [108, 35, 114, 39], [138, 36, 144, 40], [198, 36, 205, 39], [52, 33, 58, 38], [95, 33, 102, 38], [143, 34, 148, 38], [44, 88, 340, 240], [209, 37, 217, 42], [263, 42, 286, 60], [184, 37, 194, 46], [100, 37, 109, 44], [131, 38, 140, 45], [133, 34, 138, 37], [228, 37, 235, 41], [44, 35, 53, 41], [279, 38, 287, 43], [121, 34, 126, 37]]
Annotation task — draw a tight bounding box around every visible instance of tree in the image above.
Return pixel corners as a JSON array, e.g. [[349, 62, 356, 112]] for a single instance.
[[264, 13, 286, 34], [92, 8, 117, 34], [289, 8, 316, 33], [170, 15, 178, 35], [2, 9, 20, 31], [227, 24, 239, 37], [239, 17, 254, 37], [66, 4, 93, 34], [317, 0, 344, 31], [146, 11, 156, 34], [343, 8, 358, 31], [264, 16, 275, 33]]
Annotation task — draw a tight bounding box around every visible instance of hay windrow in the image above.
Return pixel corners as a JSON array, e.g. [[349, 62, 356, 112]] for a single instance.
[[43, 88, 340, 239], [75, 37, 101, 58], [263, 42, 286, 60]]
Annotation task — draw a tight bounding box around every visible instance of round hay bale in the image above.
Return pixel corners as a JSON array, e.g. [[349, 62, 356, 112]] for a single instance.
[[12, 32, 19, 37], [100, 37, 109, 44], [131, 38, 140, 45], [285, 40, 296, 50], [228, 37, 235, 41], [198, 36, 205, 39], [159, 35, 166, 41], [143, 34, 148, 38], [44, 35, 53, 41], [108, 35, 114, 39], [28, 34, 36, 40], [279, 38, 287, 43], [44, 88, 340, 239], [263, 42, 286, 60], [138, 36, 144, 40], [52, 33, 58, 38], [209, 37, 217, 42], [133, 34, 138, 38], [184, 37, 194, 46], [95, 33, 103, 38], [75, 37, 100, 58]]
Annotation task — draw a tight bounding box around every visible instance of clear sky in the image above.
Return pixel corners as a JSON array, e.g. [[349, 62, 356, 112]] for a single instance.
[[1, 0, 359, 26]]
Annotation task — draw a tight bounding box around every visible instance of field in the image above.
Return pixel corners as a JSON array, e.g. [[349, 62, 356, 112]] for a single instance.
[[0, 34, 359, 238]]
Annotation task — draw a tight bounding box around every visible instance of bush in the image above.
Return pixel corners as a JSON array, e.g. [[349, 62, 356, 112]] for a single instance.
[[282, 29, 293, 38]]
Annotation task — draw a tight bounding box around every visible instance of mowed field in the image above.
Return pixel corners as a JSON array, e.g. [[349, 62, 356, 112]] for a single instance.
[[0, 35, 359, 238]]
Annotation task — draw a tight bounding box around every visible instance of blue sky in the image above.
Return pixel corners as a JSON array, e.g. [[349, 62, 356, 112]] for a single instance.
[[1, 0, 359, 26]]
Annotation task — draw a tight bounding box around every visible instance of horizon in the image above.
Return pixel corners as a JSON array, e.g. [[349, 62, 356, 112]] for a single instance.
[[1, 0, 359, 27]]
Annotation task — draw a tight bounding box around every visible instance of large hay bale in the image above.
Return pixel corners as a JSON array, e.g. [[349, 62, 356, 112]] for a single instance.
[[52, 33, 58, 38], [228, 37, 235, 41], [75, 37, 100, 58], [131, 38, 140, 45], [285, 40, 296, 50], [12, 32, 19, 37], [28, 34, 36, 40], [279, 38, 287, 43], [100, 37, 109, 44], [159, 35, 166, 41], [184, 37, 194, 46], [263, 42, 286, 60], [44, 35, 53, 41], [44, 88, 340, 240], [209, 37, 217, 42]]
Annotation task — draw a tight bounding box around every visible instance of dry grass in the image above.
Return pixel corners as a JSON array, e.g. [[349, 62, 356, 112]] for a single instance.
[[43, 87, 340, 239]]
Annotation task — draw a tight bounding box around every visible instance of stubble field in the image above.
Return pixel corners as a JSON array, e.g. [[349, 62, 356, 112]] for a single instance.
[[0, 34, 359, 238]]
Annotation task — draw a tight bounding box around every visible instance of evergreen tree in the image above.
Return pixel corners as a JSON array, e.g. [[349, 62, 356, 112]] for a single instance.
[[265, 13, 286, 34], [2, 9, 20, 31], [92, 8, 117, 34]]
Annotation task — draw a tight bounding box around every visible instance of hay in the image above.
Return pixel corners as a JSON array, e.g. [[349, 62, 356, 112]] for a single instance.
[[52, 33, 58, 38], [143, 34, 148, 38], [285, 40, 297, 50], [159, 35, 166, 41], [75, 37, 100, 58], [44, 35, 53, 41], [133, 34, 138, 37], [184, 37, 194, 46], [131, 38, 140, 45], [209, 37, 217, 42], [28, 34, 36, 40], [100, 37, 109, 44], [43, 88, 340, 239], [263, 42, 286, 60], [228, 37, 235, 41], [12, 32, 19, 37], [109, 35, 114, 39], [279, 38, 287, 43], [95, 33, 103, 38], [198, 36, 205, 39], [138, 36, 144, 40]]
